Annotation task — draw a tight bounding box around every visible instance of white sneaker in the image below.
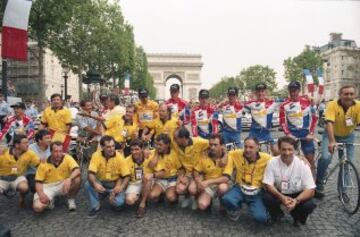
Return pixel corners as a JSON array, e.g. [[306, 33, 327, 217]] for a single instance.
[[180, 197, 191, 208], [67, 198, 76, 211], [47, 199, 55, 210]]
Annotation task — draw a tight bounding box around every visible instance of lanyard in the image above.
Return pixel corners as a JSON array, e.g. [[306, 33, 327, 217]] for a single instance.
[[242, 157, 257, 185], [279, 158, 295, 181]]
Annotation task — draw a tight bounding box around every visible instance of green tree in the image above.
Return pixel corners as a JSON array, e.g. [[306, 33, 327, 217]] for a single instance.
[[283, 45, 323, 91], [240, 65, 277, 92], [209, 75, 245, 100]]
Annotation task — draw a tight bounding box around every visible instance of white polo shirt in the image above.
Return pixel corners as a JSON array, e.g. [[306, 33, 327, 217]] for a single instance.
[[263, 155, 316, 195]]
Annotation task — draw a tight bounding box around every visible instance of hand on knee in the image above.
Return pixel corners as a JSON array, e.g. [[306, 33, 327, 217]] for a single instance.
[[33, 202, 45, 213], [125, 196, 137, 206]]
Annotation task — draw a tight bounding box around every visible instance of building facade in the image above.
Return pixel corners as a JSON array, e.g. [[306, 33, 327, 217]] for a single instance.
[[0, 35, 79, 103], [318, 33, 360, 100]]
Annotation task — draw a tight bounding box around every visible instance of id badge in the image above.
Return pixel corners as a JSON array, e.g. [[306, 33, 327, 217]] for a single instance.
[[11, 167, 18, 175], [135, 168, 143, 180], [345, 117, 354, 127], [281, 180, 289, 192]]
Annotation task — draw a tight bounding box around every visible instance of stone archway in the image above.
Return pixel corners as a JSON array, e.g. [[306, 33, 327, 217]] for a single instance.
[[147, 53, 203, 101]]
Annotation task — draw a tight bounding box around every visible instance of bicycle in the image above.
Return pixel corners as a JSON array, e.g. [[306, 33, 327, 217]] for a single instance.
[[76, 139, 97, 171], [321, 142, 360, 214]]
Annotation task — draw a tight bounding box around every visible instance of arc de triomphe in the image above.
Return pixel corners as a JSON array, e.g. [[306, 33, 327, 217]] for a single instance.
[[147, 53, 203, 101]]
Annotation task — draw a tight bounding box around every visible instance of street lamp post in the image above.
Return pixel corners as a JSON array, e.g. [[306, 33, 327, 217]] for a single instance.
[[62, 66, 70, 101], [60, 84, 64, 98]]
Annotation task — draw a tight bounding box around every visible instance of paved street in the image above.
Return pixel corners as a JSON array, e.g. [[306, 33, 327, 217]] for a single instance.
[[1, 130, 360, 237]]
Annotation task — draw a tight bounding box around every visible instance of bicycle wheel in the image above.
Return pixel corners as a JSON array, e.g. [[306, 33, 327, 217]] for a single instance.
[[337, 160, 360, 214]]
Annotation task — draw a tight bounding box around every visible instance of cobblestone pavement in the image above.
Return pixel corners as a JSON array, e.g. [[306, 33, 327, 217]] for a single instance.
[[1, 131, 360, 237]]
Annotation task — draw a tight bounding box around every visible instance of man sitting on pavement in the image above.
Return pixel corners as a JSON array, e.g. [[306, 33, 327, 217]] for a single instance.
[[85, 136, 131, 218], [0, 134, 40, 208], [33, 141, 81, 213], [263, 136, 316, 225]]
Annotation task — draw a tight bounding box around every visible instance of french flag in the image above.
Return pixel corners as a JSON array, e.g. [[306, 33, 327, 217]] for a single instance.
[[317, 68, 324, 95], [1, 0, 32, 61], [303, 69, 314, 93]]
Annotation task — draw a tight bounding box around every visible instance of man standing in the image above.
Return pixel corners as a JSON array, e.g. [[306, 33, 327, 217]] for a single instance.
[[166, 84, 187, 118], [263, 136, 316, 225], [191, 89, 218, 139], [135, 88, 159, 138], [33, 141, 81, 213], [40, 93, 72, 151], [217, 87, 243, 147], [245, 83, 282, 155], [0, 102, 35, 143], [85, 136, 130, 218], [316, 85, 360, 198], [279, 81, 317, 175], [0, 135, 40, 208], [193, 134, 229, 210], [221, 137, 271, 223]]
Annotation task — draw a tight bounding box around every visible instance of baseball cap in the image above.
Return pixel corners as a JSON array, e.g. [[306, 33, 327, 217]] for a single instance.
[[11, 102, 26, 110], [255, 83, 267, 91], [199, 89, 210, 99], [288, 81, 301, 90], [227, 87, 238, 96], [138, 88, 149, 98], [170, 84, 180, 92]]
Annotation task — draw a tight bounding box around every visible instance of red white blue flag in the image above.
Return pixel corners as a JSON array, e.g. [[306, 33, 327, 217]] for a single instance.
[[1, 0, 32, 61], [303, 69, 314, 93], [317, 69, 324, 95]]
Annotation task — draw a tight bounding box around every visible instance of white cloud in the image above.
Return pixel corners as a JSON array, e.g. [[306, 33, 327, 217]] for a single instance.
[[121, 0, 360, 89]]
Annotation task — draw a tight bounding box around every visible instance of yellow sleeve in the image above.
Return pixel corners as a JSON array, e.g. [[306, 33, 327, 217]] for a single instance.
[[152, 157, 165, 172], [324, 101, 336, 122], [64, 109, 72, 125], [88, 154, 99, 173], [356, 103, 360, 125], [173, 152, 182, 170], [223, 152, 234, 177], [30, 152, 41, 167], [35, 164, 46, 182], [41, 109, 48, 124], [197, 138, 209, 152], [119, 159, 131, 177], [193, 158, 203, 173], [104, 116, 114, 129], [67, 155, 79, 170]]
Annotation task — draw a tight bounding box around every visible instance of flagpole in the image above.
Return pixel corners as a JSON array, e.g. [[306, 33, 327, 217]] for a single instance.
[[1, 0, 8, 101]]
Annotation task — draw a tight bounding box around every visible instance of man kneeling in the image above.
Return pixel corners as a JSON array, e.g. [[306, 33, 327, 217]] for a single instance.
[[262, 136, 316, 225], [33, 141, 81, 212], [193, 134, 229, 210], [85, 136, 130, 218]]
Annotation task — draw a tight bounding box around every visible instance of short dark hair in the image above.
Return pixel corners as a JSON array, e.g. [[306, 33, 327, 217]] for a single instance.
[[13, 134, 28, 145], [50, 93, 62, 101], [277, 136, 298, 150], [50, 141, 63, 151], [175, 127, 190, 139], [209, 134, 223, 145], [80, 99, 91, 108], [109, 94, 120, 105], [155, 133, 171, 145], [130, 138, 144, 149], [339, 85, 356, 95], [100, 135, 115, 147], [244, 136, 260, 145], [35, 129, 51, 143], [99, 94, 109, 103]]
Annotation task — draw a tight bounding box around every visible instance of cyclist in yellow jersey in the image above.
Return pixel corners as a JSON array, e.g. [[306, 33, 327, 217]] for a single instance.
[[124, 139, 153, 207], [33, 141, 81, 213], [316, 85, 360, 198], [85, 136, 131, 218], [120, 105, 139, 157], [193, 134, 229, 210], [144, 103, 180, 140], [173, 127, 209, 208], [0, 135, 40, 208], [40, 93, 72, 134], [148, 134, 182, 205], [135, 88, 159, 141]]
